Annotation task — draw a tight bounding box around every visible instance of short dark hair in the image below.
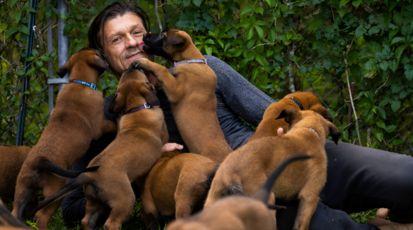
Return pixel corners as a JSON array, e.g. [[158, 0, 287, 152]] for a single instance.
[[88, 2, 150, 52]]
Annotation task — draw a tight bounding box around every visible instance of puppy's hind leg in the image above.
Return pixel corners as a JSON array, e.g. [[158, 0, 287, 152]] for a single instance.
[[293, 170, 325, 230], [35, 175, 66, 230], [141, 180, 160, 230], [103, 179, 135, 230]]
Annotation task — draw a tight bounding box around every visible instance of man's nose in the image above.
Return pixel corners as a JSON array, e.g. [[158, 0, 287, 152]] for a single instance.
[[125, 33, 138, 48]]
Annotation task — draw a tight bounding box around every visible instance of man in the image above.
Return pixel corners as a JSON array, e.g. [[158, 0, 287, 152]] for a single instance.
[[62, 2, 413, 229]]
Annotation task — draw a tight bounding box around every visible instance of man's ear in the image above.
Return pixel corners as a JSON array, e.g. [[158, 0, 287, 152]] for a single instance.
[[110, 92, 126, 114], [276, 109, 298, 125], [57, 61, 70, 77]]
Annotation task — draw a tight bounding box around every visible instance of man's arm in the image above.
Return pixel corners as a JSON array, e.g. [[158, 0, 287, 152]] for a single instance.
[[206, 55, 274, 126]]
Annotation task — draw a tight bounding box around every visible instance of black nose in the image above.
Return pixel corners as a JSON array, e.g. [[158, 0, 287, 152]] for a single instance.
[[143, 33, 164, 47]]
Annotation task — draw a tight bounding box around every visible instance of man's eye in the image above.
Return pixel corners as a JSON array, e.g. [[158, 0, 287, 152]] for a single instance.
[[132, 30, 143, 36], [111, 37, 122, 44]]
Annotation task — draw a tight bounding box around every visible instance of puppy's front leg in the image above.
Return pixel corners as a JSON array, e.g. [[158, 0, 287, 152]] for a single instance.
[[136, 58, 183, 103]]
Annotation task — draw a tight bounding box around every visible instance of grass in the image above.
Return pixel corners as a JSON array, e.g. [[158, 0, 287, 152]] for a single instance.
[[24, 204, 377, 229]]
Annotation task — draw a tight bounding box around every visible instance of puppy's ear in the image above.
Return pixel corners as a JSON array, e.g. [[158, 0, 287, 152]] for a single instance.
[[276, 109, 298, 125], [92, 55, 109, 73], [310, 104, 332, 121], [167, 34, 186, 48], [57, 61, 70, 77], [110, 92, 126, 114], [142, 82, 158, 104], [327, 122, 340, 144]]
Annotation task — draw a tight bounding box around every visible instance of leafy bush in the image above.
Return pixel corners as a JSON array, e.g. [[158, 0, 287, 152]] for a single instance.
[[1, 1, 411, 150]]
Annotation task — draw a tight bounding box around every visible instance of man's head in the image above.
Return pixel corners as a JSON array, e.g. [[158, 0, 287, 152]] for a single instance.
[[88, 2, 150, 76]]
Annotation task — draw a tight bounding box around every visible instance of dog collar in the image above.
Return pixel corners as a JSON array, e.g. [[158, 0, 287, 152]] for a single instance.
[[173, 58, 207, 67], [123, 102, 158, 115], [288, 96, 304, 110], [70, 79, 97, 90]]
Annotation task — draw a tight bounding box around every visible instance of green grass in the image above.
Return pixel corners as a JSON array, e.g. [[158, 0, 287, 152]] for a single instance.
[[38, 207, 377, 229]]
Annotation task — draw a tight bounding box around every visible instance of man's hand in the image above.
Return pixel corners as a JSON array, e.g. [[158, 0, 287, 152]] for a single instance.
[[161, 143, 184, 152], [277, 127, 285, 136]]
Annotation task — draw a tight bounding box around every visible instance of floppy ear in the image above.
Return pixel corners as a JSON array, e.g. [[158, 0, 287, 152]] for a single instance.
[[92, 55, 108, 72], [167, 34, 186, 48], [276, 109, 298, 125], [110, 92, 126, 114], [57, 61, 70, 77], [327, 121, 340, 144], [310, 104, 332, 121], [142, 82, 158, 103]]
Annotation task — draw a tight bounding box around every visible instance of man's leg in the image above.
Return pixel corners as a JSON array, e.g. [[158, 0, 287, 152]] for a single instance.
[[277, 201, 378, 230], [322, 141, 413, 222]]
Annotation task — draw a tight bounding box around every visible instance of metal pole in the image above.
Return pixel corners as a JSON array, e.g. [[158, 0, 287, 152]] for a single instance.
[[16, 0, 38, 145], [57, 0, 68, 86], [47, 0, 69, 93], [47, 0, 54, 113]]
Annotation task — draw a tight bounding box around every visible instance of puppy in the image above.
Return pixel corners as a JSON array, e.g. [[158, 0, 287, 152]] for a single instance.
[[141, 151, 217, 227], [34, 64, 168, 230], [249, 91, 330, 141], [0, 146, 30, 202], [167, 155, 310, 230], [135, 29, 232, 162], [12, 49, 114, 229], [205, 110, 340, 230]]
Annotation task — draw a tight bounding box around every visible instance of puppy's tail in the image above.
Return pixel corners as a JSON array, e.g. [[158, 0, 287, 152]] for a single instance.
[[0, 201, 28, 228], [32, 173, 93, 215], [37, 156, 99, 178], [254, 154, 311, 204]]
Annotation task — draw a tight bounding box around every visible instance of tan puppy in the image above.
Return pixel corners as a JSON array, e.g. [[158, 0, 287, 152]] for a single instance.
[[12, 49, 114, 228], [249, 91, 330, 141], [205, 110, 340, 230], [167, 155, 310, 230], [135, 29, 232, 162], [34, 65, 168, 230], [141, 151, 217, 227], [0, 146, 30, 202]]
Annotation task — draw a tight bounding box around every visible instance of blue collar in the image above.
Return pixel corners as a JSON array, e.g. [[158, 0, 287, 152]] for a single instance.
[[70, 79, 97, 90]]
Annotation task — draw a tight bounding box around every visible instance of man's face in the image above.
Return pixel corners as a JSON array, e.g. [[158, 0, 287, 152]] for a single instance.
[[102, 12, 148, 76]]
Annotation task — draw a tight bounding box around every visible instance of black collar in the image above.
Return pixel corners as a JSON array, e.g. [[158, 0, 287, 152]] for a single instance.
[[123, 99, 160, 115], [288, 96, 304, 110]]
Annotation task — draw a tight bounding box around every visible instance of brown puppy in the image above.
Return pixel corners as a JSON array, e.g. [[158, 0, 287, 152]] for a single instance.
[[205, 110, 340, 230], [12, 49, 114, 228], [0, 146, 30, 202], [167, 155, 310, 230], [249, 91, 329, 141], [34, 65, 168, 230], [136, 29, 232, 162], [141, 151, 217, 226]]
